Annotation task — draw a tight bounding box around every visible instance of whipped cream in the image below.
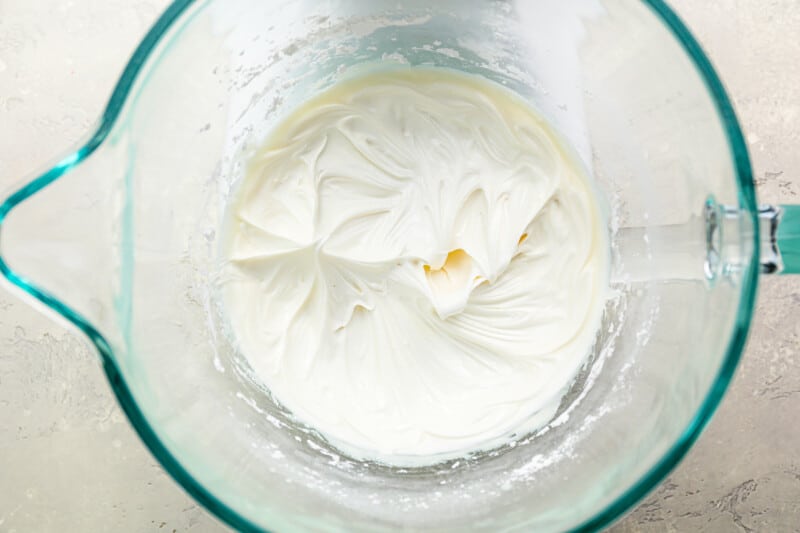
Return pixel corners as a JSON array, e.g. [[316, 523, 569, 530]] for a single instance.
[[222, 68, 608, 463]]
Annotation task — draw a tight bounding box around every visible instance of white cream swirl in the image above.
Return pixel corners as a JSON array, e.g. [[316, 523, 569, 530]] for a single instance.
[[222, 68, 608, 463]]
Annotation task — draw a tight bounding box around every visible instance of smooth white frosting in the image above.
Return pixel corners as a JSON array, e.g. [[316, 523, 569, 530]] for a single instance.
[[222, 68, 608, 463]]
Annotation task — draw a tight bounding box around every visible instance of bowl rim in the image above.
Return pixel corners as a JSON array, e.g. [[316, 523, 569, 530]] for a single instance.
[[0, 0, 759, 531]]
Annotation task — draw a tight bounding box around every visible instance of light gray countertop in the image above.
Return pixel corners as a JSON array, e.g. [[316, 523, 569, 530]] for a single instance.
[[0, 1, 798, 531]]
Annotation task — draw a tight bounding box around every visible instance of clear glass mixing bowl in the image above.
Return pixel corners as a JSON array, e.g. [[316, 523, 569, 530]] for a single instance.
[[2, 0, 799, 531]]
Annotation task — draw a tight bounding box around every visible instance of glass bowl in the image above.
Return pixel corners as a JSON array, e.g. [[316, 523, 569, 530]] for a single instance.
[[2, 0, 799, 531]]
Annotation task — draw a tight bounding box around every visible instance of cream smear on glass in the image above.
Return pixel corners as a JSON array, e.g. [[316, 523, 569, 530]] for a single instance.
[[221, 68, 609, 463]]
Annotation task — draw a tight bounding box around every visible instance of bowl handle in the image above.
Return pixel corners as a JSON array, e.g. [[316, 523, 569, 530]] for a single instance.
[[612, 199, 799, 283], [759, 205, 800, 275]]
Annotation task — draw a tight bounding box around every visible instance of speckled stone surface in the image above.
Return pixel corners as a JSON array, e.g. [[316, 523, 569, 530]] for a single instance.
[[0, 1, 798, 531]]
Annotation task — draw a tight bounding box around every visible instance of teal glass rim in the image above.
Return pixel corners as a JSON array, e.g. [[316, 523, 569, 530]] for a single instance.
[[0, 1, 759, 531]]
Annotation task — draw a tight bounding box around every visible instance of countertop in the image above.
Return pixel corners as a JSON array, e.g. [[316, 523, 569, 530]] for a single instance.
[[0, 1, 798, 531]]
